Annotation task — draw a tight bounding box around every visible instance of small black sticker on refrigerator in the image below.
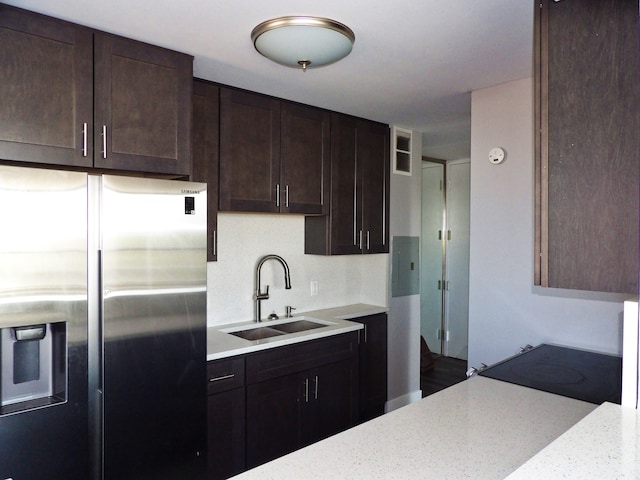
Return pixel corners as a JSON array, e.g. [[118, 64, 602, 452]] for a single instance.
[[185, 196, 195, 215]]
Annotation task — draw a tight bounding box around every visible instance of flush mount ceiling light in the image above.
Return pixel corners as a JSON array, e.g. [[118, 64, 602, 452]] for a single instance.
[[251, 16, 355, 72]]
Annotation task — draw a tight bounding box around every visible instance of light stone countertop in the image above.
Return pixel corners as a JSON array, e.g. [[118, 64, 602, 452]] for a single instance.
[[506, 402, 640, 479], [230, 376, 596, 480], [207, 303, 388, 360]]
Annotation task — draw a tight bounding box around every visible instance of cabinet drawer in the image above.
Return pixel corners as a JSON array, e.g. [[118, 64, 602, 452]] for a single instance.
[[207, 357, 245, 394], [246, 332, 357, 384]]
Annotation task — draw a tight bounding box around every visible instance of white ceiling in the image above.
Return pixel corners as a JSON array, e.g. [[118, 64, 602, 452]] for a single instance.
[[5, 0, 534, 160]]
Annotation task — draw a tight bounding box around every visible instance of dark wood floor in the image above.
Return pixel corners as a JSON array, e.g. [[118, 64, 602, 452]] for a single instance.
[[420, 356, 468, 397]]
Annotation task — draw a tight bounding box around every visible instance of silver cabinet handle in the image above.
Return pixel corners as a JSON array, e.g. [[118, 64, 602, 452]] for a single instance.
[[313, 375, 318, 400], [276, 184, 280, 207], [359, 230, 363, 250], [209, 373, 234, 383], [303, 378, 309, 403], [101, 125, 107, 159], [366, 231, 370, 251], [285, 185, 289, 208], [82, 122, 88, 157], [212, 229, 217, 257]]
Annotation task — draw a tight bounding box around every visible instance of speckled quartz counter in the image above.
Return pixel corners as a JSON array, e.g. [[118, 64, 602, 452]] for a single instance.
[[506, 402, 640, 479], [230, 376, 596, 480], [207, 303, 387, 360]]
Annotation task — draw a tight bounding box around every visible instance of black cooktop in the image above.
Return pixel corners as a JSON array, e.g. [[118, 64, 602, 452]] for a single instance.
[[478, 344, 622, 405]]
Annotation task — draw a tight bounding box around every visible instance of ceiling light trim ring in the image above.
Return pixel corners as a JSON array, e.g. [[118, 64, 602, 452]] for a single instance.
[[251, 16, 355, 45]]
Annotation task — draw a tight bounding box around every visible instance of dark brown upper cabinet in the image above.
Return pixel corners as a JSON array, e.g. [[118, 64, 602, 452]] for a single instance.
[[219, 87, 330, 214], [0, 5, 93, 168], [534, 0, 639, 294], [305, 114, 390, 255], [192, 80, 220, 262], [93, 33, 192, 175], [0, 5, 192, 177]]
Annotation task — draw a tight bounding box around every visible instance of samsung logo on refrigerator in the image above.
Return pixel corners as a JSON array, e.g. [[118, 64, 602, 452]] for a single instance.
[[181, 189, 200, 195]]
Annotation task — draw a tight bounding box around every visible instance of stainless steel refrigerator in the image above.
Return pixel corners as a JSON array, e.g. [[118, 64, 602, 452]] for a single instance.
[[0, 165, 207, 479]]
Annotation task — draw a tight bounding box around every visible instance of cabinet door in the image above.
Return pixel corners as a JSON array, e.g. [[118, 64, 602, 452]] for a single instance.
[[219, 88, 280, 212], [304, 115, 390, 255], [307, 359, 357, 444], [358, 120, 390, 254], [193, 80, 219, 261], [208, 388, 245, 480], [535, 0, 639, 293], [329, 114, 361, 254], [0, 5, 93, 167], [94, 33, 192, 175], [358, 314, 388, 422], [280, 103, 330, 214], [246, 373, 304, 468]]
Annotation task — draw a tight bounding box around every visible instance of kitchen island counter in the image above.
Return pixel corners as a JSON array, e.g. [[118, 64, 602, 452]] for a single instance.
[[506, 401, 640, 479], [230, 376, 596, 479]]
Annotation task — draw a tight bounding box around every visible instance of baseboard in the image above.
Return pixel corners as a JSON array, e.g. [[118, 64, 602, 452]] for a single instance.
[[385, 390, 423, 413]]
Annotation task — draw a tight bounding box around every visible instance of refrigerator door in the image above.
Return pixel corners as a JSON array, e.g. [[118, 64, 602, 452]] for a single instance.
[[98, 175, 207, 479], [0, 166, 89, 479]]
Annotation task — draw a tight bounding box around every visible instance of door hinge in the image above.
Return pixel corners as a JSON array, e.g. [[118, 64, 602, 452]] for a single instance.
[[437, 329, 450, 341]]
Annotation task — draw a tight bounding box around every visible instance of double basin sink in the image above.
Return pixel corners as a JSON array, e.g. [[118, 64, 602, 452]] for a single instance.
[[221, 317, 331, 341]]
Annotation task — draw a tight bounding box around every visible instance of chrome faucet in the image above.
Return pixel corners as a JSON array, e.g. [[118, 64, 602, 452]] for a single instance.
[[254, 254, 292, 322]]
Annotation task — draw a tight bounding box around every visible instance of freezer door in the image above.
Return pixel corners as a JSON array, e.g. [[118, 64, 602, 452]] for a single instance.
[[0, 166, 88, 479], [99, 175, 207, 480]]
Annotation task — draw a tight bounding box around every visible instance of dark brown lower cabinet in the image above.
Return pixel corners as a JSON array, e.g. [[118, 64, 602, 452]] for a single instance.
[[207, 389, 245, 480], [245, 332, 359, 469], [207, 331, 359, 478], [245, 372, 304, 467], [356, 313, 388, 423], [207, 357, 245, 480]]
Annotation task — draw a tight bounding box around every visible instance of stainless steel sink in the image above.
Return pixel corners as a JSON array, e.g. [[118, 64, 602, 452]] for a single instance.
[[272, 320, 326, 334], [223, 316, 333, 341], [229, 326, 285, 341]]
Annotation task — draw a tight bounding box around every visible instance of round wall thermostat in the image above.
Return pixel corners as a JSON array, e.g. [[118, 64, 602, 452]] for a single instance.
[[488, 147, 506, 164]]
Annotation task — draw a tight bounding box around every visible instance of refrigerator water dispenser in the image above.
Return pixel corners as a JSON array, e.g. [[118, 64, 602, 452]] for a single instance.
[[0, 322, 67, 415]]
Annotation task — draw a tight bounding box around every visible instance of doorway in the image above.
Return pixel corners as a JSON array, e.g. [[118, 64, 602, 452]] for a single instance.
[[420, 159, 470, 360]]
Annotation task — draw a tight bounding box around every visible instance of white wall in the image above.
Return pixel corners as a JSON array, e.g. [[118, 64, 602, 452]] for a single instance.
[[468, 77, 628, 368], [387, 128, 423, 410], [207, 213, 388, 326]]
